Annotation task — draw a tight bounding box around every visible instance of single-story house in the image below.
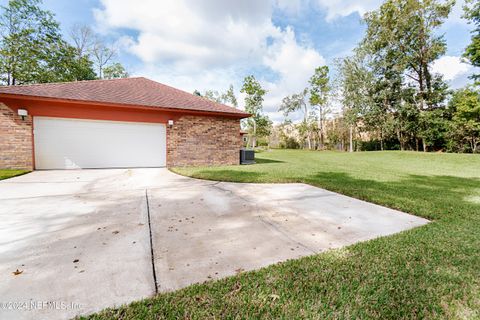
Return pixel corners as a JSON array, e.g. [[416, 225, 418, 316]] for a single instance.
[[240, 130, 249, 146], [0, 77, 250, 170]]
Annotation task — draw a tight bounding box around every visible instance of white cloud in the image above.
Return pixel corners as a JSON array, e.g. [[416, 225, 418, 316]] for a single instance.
[[315, 0, 382, 21], [431, 56, 471, 81], [263, 27, 326, 122], [94, 0, 278, 69], [131, 63, 241, 98], [94, 0, 327, 123], [275, 0, 304, 14]]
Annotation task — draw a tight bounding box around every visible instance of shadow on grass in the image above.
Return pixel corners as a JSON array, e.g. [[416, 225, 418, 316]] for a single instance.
[[191, 170, 267, 183], [304, 171, 480, 221], [253, 158, 285, 164]]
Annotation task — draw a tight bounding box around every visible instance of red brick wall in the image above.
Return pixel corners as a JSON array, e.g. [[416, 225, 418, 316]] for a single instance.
[[167, 115, 242, 167], [0, 103, 33, 170]]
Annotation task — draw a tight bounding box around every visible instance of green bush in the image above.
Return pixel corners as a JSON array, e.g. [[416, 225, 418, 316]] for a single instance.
[[280, 137, 300, 149]]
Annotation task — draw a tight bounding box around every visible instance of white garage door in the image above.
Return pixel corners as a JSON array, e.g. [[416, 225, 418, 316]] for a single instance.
[[34, 117, 166, 169]]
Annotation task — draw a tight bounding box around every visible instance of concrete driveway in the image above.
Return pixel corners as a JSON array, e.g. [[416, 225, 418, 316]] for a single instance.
[[0, 169, 428, 319]]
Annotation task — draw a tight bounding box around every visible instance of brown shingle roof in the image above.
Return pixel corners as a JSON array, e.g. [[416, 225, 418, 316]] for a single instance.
[[0, 77, 249, 117]]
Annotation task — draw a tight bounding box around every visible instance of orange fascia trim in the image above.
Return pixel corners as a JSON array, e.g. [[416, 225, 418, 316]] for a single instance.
[[0, 93, 251, 119], [1, 98, 176, 124]]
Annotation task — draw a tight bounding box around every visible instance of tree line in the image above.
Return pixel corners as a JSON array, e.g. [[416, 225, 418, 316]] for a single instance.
[[202, 0, 479, 153], [292, 0, 479, 153], [335, 0, 480, 153], [0, 0, 128, 85]]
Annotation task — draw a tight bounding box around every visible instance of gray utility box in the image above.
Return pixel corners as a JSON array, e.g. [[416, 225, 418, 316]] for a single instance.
[[240, 149, 255, 164]]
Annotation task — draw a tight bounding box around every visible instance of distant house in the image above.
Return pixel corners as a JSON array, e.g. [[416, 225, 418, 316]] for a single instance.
[[240, 130, 249, 146]]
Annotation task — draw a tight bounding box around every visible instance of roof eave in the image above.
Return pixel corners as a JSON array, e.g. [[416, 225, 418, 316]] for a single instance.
[[0, 93, 251, 119]]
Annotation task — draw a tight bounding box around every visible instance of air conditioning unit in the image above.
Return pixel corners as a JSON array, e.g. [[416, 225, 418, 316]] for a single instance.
[[240, 149, 255, 165]]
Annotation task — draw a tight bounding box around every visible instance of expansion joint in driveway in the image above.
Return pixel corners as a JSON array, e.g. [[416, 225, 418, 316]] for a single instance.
[[145, 189, 158, 294]]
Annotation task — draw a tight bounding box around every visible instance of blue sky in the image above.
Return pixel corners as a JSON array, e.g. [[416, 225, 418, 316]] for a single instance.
[[4, 0, 477, 122]]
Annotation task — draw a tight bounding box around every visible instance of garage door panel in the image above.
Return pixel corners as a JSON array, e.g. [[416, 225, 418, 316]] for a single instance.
[[34, 117, 166, 169]]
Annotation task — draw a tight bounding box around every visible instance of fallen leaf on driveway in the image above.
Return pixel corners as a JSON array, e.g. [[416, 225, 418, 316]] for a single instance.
[[12, 269, 23, 276], [112, 231, 119, 234], [73, 259, 79, 263]]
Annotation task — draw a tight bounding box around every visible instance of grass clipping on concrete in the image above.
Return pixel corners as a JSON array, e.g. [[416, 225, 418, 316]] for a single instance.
[[85, 150, 480, 319]]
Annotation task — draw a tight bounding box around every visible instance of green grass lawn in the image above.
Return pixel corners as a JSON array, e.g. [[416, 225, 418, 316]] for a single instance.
[[0, 169, 28, 180], [86, 150, 480, 319]]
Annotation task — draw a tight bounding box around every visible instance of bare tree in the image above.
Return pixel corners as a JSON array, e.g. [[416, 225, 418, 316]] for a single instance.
[[92, 40, 116, 79], [69, 24, 95, 58], [69, 23, 127, 80]]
